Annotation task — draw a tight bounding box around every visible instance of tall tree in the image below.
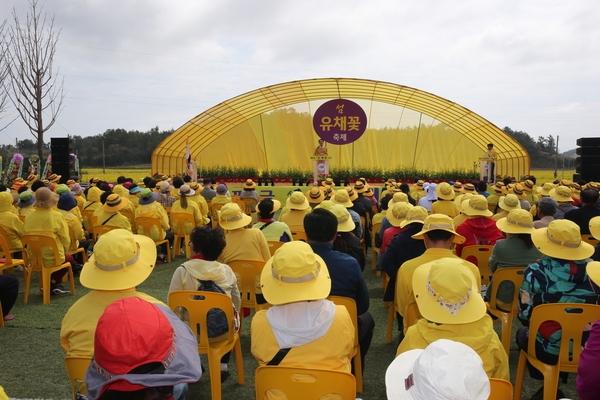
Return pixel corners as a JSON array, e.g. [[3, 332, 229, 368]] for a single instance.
[[0, 20, 10, 125], [5, 0, 64, 159]]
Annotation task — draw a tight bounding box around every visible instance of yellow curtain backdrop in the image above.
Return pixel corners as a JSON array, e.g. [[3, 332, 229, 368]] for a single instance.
[[152, 78, 529, 177]]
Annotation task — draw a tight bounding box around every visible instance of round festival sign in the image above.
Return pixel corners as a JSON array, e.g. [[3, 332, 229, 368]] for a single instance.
[[312, 99, 367, 144]]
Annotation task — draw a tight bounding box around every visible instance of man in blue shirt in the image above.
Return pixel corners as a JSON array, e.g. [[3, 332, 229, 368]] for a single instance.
[[304, 208, 374, 372]]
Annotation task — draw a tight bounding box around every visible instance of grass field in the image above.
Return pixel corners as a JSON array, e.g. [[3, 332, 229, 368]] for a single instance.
[[0, 249, 580, 399]]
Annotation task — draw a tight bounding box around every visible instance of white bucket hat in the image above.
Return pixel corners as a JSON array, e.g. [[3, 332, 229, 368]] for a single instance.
[[386, 339, 490, 400]]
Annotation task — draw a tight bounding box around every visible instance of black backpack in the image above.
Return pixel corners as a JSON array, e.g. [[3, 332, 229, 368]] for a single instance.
[[195, 279, 229, 338]]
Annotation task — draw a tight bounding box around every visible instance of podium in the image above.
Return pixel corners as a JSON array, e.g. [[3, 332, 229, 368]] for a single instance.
[[479, 157, 494, 183], [311, 156, 331, 185]]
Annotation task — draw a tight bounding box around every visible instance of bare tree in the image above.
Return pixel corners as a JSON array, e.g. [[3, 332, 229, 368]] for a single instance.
[[0, 20, 10, 124], [6, 0, 64, 158]]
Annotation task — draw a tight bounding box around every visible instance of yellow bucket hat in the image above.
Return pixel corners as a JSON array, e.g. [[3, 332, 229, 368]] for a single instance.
[[218, 203, 252, 230], [522, 179, 535, 193], [243, 179, 256, 189], [353, 181, 367, 193], [390, 192, 409, 206], [435, 182, 455, 201], [459, 194, 475, 213], [453, 182, 463, 193], [498, 194, 521, 212], [412, 258, 485, 324], [411, 214, 466, 244], [321, 177, 335, 188], [493, 182, 505, 194], [330, 189, 354, 208], [462, 195, 493, 217], [314, 199, 334, 211], [80, 229, 156, 290], [461, 183, 476, 194], [386, 202, 413, 227], [531, 219, 594, 260], [33, 187, 59, 209], [305, 187, 325, 204], [329, 204, 356, 232], [399, 206, 428, 228], [260, 241, 330, 305], [537, 182, 554, 196], [589, 216, 600, 240], [549, 185, 573, 203], [586, 261, 600, 286], [102, 193, 129, 213], [286, 191, 310, 210], [509, 183, 526, 200], [345, 186, 358, 201], [496, 209, 535, 234]]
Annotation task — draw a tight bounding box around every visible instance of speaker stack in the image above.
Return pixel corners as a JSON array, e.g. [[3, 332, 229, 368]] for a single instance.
[[574, 137, 600, 183], [50, 137, 71, 184]]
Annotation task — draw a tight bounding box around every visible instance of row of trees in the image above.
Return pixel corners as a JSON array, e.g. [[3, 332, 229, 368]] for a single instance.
[[0, 127, 173, 167], [0, 0, 63, 159], [502, 127, 568, 168]]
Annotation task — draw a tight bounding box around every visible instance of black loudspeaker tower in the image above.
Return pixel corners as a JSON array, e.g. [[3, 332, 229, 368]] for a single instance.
[[50, 137, 70, 184], [575, 137, 600, 183]]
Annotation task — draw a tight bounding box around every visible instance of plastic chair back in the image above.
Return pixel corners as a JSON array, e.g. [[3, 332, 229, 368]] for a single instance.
[[460, 245, 494, 285], [81, 209, 95, 231], [581, 234, 600, 246], [255, 366, 356, 400], [92, 225, 118, 242], [485, 266, 525, 354], [64, 356, 91, 399], [514, 303, 600, 400], [211, 203, 225, 228], [290, 230, 307, 242], [170, 212, 195, 258], [0, 233, 25, 276], [21, 234, 75, 304], [267, 241, 284, 256], [228, 260, 265, 311], [120, 209, 136, 231], [168, 290, 244, 400], [489, 378, 513, 399], [327, 295, 362, 393], [135, 217, 171, 262], [0, 226, 22, 255], [66, 225, 87, 264]]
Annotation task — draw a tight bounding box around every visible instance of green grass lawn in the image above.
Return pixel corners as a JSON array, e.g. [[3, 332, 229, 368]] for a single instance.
[[0, 250, 581, 399]]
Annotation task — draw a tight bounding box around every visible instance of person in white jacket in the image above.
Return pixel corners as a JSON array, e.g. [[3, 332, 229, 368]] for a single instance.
[[168, 225, 241, 382]]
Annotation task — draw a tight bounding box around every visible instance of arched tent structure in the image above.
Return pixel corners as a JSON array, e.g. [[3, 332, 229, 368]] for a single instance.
[[152, 78, 529, 178]]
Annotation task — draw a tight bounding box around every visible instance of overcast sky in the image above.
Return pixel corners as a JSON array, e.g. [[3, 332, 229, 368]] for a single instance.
[[1, 0, 599, 153]]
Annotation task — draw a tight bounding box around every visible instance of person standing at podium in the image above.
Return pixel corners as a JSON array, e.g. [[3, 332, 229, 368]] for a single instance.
[[486, 143, 497, 182], [314, 138, 328, 157]]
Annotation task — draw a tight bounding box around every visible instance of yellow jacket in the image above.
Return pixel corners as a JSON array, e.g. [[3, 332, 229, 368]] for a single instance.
[[251, 304, 354, 373], [59, 209, 85, 246], [397, 315, 509, 380], [218, 228, 270, 264], [0, 212, 24, 250], [189, 193, 209, 221], [24, 208, 70, 267], [93, 209, 132, 232]]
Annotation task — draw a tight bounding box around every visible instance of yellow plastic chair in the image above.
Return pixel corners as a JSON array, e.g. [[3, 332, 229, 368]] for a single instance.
[[386, 300, 396, 343], [489, 378, 513, 399], [66, 226, 87, 265], [64, 356, 91, 400], [242, 198, 258, 223], [370, 221, 381, 271], [290, 230, 308, 242], [91, 225, 119, 242], [0, 226, 24, 259], [228, 260, 266, 325], [267, 241, 284, 256], [21, 234, 75, 305], [514, 303, 600, 400], [81, 209, 95, 232], [120, 209, 136, 232], [581, 234, 600, 246], [327, 295, 363, 393], [485, 266, 526, 354], [135, 217, 172, 263], [0, 233, 26, 278], [255, 366, 356, 400], [211, 203, 225, 228], [460, 245, 494, 285], [170, 212, 195, 258], [168, 290, 244, 400]]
